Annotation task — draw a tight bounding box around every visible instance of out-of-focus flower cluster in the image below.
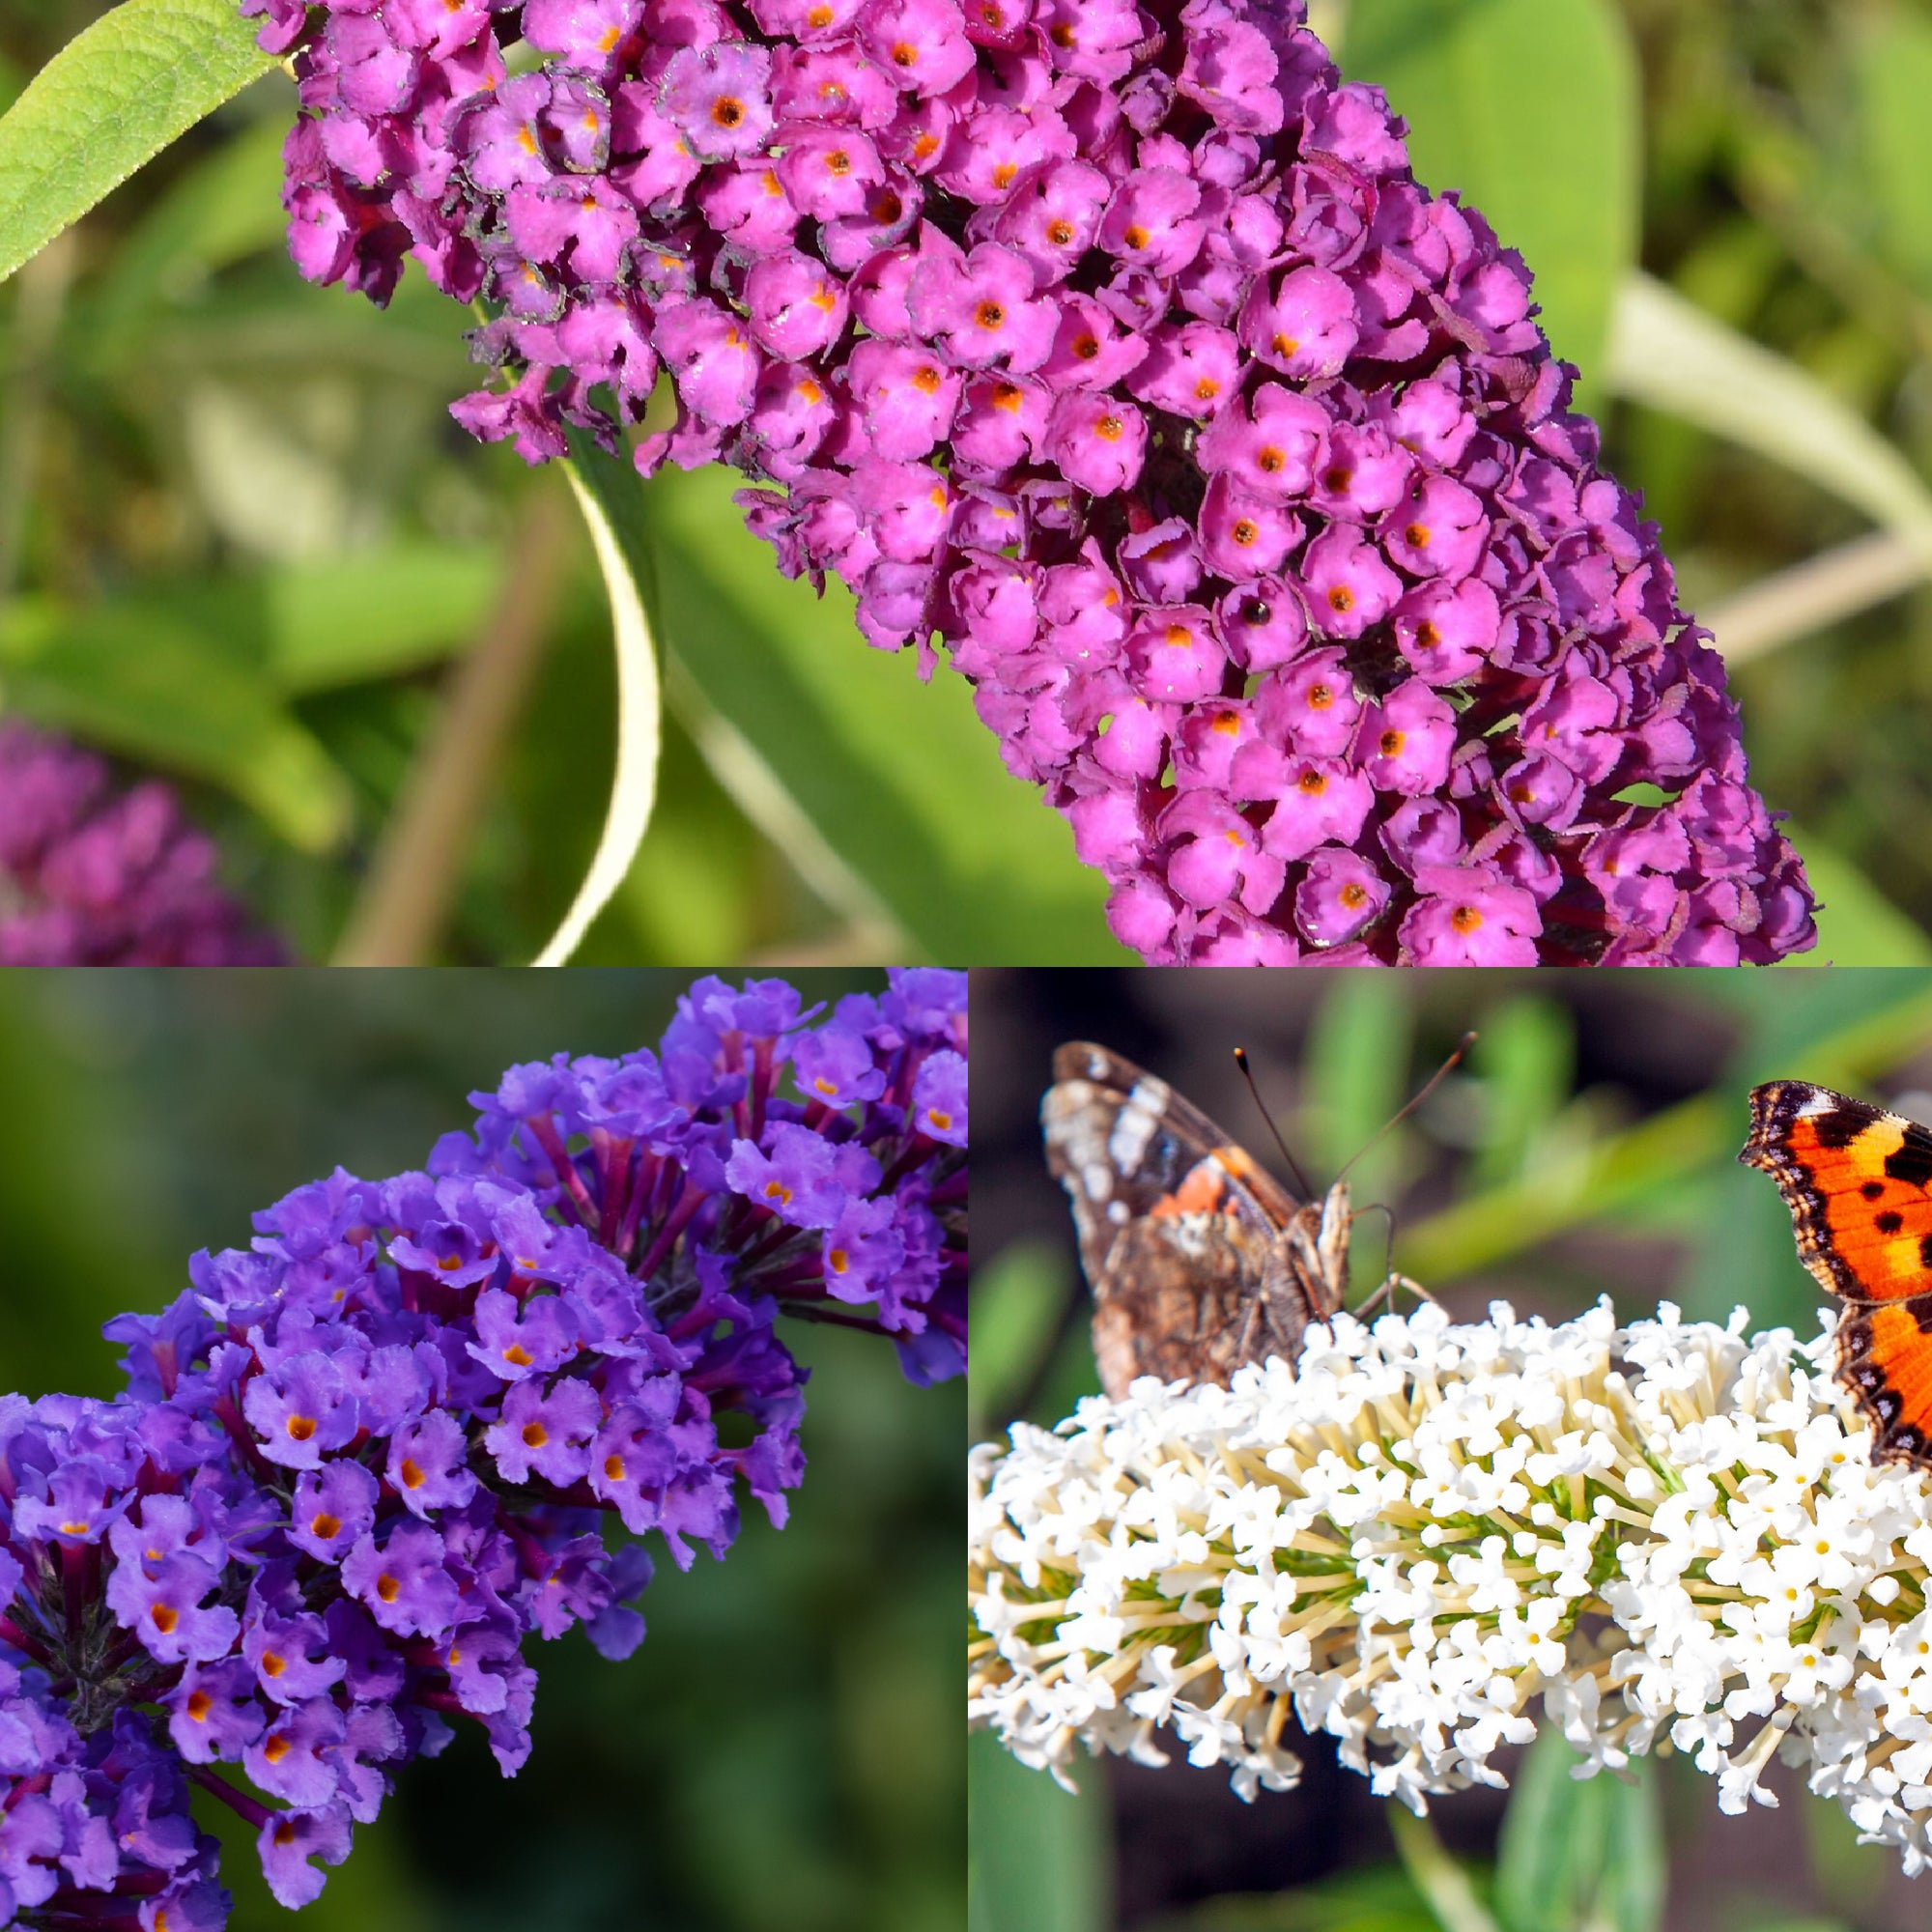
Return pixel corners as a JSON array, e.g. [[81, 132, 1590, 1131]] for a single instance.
[[250, 0, 1812, 965], [970, 1301, 1932, 1871], [0, 721, 284, 965], [0, 971, 964, 1930]]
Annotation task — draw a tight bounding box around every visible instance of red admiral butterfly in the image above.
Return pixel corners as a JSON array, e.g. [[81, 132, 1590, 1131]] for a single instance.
[[1043, 1040, 1434, 1400]]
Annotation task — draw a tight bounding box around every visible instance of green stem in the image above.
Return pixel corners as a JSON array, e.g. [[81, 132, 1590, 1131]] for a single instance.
[[1388, 1804, 1504, 1932]]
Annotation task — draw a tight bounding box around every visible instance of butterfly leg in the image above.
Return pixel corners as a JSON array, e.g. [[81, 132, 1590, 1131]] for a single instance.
[[1350, 1272, 1439, 1321]]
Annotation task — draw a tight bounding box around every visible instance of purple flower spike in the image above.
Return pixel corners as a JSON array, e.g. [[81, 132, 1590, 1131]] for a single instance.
[[0, 973, 962, 1932], [253, 0, 1813, 963], [0, 721, 285, 965]]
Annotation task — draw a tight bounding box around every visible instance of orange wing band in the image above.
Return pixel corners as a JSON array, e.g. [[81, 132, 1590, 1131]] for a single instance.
[[1742, 1083, 1932, 1304]]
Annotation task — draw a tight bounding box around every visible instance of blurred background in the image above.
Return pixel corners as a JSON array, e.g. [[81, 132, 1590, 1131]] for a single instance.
[[0, 969, 960, 1932], [970, 966, 1932, 1932], [10, 0, 1932, 959]]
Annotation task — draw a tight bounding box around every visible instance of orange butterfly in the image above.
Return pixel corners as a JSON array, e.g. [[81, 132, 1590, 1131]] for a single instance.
[[1742, 1080, 1932, 1467]]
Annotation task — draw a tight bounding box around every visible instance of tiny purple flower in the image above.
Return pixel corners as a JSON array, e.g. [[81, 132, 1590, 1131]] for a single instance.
[[242, 1353, 358, 1470], [384, 1409, 478, 1518], [341, 1520, 464, 1637], [483, 1376, 605, 1487], [467, 1287, 580, 1381]]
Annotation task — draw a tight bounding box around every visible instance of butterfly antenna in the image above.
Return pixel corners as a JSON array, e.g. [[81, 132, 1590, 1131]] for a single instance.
[[1233, 1046, 1316, 1197], [1335, 1031, 1477, 1185]]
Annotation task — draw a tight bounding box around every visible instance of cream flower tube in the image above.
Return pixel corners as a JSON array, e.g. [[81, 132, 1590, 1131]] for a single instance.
[[968, 1300, 1932, 1873]]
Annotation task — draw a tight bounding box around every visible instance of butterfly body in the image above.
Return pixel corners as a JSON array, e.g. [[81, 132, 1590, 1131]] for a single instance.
[[1742, 1079, 1932, 1466], [1042, 1041, 1352, 1400]]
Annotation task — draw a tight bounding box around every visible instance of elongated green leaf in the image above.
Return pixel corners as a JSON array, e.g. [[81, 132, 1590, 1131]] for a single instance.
[[0, 0, 279, 285], [1387, 1806, 1500, 1932], [1594, 1763, 1664, 1932], [1605, 274, 1932, 561], [534, 454, 663, 966], [1153, 1862, 1438, 1932], [968, 1730, 1110, 1932], [637, 459, 1122, 962], [968, 1240, 1068, 1438], [262, 543, 504, 693], [1397, 984, 1932, 1288], [1854, 13, 1932, 298], [1494, 1734, 1661, 1932], [0, 602, 350, 850], [26, 545, 503, 696], [1493, 1730, 1586, 1932], [1304, 978, 1412, 1290], [1340, 0, 1640, 414], [1468, 998, 1576, 1190]]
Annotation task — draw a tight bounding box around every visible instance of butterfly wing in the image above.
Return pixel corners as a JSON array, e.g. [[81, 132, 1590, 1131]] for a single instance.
[[1042, 1042, 1319, 1399], [1743, 1080, 1932, 1464]]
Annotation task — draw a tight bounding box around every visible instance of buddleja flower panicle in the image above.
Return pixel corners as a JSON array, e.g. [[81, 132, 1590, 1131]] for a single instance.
[[253, 0, 1814, 965], [969, 1300, 1932, 1869], [0, 971, 963, 1931], [0, 721, 284, 965]]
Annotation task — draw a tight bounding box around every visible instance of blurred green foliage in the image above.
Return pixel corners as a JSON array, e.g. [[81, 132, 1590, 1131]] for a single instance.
[[0, 970, 960, 1932], [9, 0, 1932, 954]]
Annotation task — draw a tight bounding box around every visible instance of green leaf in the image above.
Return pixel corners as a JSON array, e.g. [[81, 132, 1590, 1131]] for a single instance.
[[535, 450, 664, 966], [968, 1730, 1110, 1932], [1387, 1806, 1500, 1932], [1605, 273, 1932, 562], [1492, 1732, 1661, 1932], [1468, 998, 1576, 1190], [261, 542, 505, 694], [0, 600, 352, 850], [1397, 981, 1932, 1289], [1853, 11, 1932, 298], [1147, 1862, 1438, 1932], [636, 459, 1122, 962], [0, 0, 280, 286], [57, 544, 505, 695], [1303, 979, 1413, 1294], [1776, 824, 1932, 968], [1339, 0, 1640, 414], [968, 1240, 1069, 1438]]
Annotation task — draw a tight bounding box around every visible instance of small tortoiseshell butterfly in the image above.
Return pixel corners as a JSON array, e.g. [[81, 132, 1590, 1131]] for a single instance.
[[1042, 1041, 1433, 1401], [1742, 1080, 1932, 1467]]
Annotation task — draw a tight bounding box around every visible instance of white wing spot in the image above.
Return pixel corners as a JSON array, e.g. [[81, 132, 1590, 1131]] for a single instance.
[[1109, 1077, 1170, 1173], [1082, 1161, 1113, 1202]]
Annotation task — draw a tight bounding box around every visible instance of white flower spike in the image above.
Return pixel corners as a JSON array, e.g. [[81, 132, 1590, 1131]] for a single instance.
[[968, 1299, 1932, 1872]]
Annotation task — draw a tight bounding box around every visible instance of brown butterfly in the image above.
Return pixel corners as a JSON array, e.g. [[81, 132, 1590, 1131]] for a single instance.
[[1042, 1041, 1439, 1401]]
